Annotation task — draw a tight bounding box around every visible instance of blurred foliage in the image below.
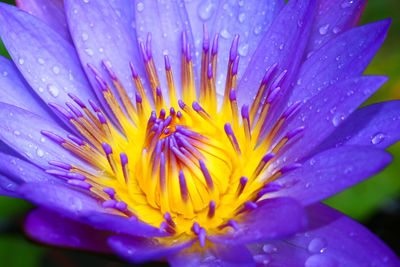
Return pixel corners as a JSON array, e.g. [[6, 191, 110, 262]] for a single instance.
[[0, 0, 398, 266]]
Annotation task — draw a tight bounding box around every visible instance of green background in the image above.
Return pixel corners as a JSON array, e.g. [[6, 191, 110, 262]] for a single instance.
[[0, 0, 399, 266]]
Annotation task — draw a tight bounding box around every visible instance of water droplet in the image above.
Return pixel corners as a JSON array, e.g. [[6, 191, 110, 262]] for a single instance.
[[305, 182, 312, 188], [18, 58, 24, 65], [253, 26, 262, 35], [37, 58, 45, 64], [371, 133, 385, 145], [40, 137, 46, 143], [47, 84, 60, 98], [341, 0, 354, 8], [13, 130, 20, 136], [305, 255, 336, 267], [36, 148, 44, 157], [263, 244, 278, 254], [238, 43, 249, 56], [83, 0, 89, 3], [279, 43, 284, 50], [136, 2, 144, 12], [52, 66, 60, 74], [319, 24, 330, 35], [238, 13, 245, 23], [254, 254, 271, 265], [2, 71, 8, 76], [220, 29, 231, 39], [68, 196, 83, 211], [332, 26, 341, 34], [332, 112, 345, 127], [308, 237, 326, 254], [81, 33, 89, 41], [85, 49, 94, 56]]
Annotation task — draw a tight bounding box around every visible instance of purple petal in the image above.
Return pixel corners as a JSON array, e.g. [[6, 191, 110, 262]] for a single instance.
[[24, 208, 111, 253], [16, 0, 71, 41], [209, 0, 284, 89], [0, 56, 56, 123], [237, 0, 316, 123], [208, 197, 306, 245], [0, 103, 86, 169], [0, 3, 96, 119], [168, 244, 255, 267], [273, 76, 387, 166], [135, 0, 195, 98], [18, 182, 168, 238], [316, 100, 400, 151], [248, 203, 400, 266], [289, 19, 391, 105], [0, 152, 58, 184], [108, 235, 193, 264], [268, 146, 392, 206], [0, 174, 20, 197], [64, 0, 146, 112], [304, 0, 366, 56]]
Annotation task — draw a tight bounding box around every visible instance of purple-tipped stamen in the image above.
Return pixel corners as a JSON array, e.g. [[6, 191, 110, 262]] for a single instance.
[[67, 179, 92, 190], [178, 170, 189, 203], [199, 159, 214, 190], [208, 200, 216, 218], [48, 161, 72, 170], [41, 130, 65, 144], [229, 34, 240, 62]]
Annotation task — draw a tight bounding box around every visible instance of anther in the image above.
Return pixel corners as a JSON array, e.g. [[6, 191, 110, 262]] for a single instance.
[[178, 170, 189, 203], [237, 176, 248, 195], [67, 179, 92, 190], [224, 123, 241, 154], [41, 131, 65, 144], [103, 187, 116, 199], [102, 199, 117, 208], [199, 159, 214, 190], [208, 200, 216, 218], [48, 161, 72, 170], [198, 228, 206, 248]]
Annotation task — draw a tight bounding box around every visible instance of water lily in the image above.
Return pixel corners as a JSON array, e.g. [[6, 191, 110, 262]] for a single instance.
[[0, 0, 399, 266]]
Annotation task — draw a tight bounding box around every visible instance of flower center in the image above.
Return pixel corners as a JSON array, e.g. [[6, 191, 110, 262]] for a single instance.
[[43, 27, 303, 242]]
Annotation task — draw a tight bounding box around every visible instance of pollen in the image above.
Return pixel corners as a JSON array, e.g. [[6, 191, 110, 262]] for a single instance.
[[43, 24, 303, 244]]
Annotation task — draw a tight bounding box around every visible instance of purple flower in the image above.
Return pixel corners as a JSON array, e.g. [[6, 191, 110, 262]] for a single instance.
[[0, 0, 399, 266]]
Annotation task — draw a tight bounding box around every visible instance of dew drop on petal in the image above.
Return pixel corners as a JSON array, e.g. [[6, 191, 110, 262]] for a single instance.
[[341, 0, 354, 8], [305, 255, 336, 267], [254, 254, 271, 265], [2, 71, 8, 76], [238, 43, 249, 56], [263, 244, 278, 254], [331, 112, 345, 127], [332, 26, 341, 34], [319, 24, 330, 35], [220, 29, 231, 39], [52, 66, 60, 74], [13, 130, 20, 136], [136, 2, 144, 12], [81, 33, 89, 41], [36, 148, 44, 157], [308, 237, 326, 254], [83, 0, 89, 3], [37, 58, 45, 64], [371, 132, 385, 145], [68, 196, 83, 211], [47, 84, 60, 98], [198, 0, 216, 20], [18, 58, 24, 65], [85, 49, 94, 56], [238, 13, 245, 23]]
